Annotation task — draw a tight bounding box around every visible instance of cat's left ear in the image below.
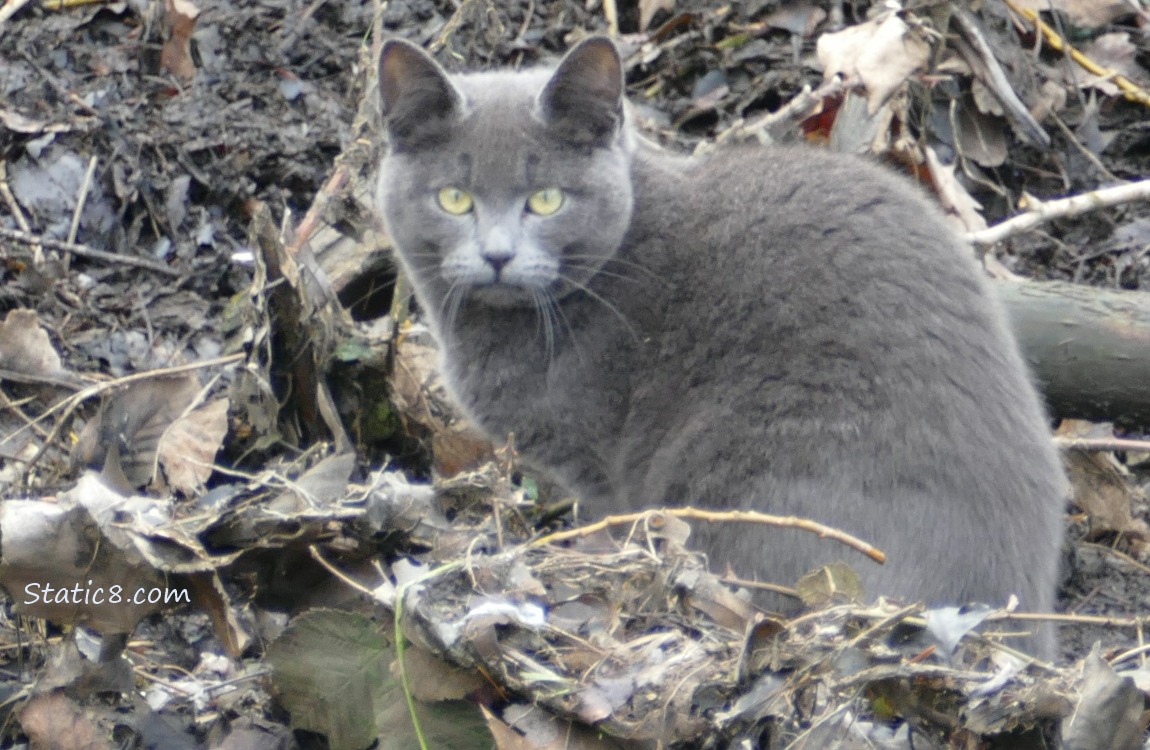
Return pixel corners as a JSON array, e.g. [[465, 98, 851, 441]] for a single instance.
[[379, 38, 462, 150], [538, 36, 624, 147]]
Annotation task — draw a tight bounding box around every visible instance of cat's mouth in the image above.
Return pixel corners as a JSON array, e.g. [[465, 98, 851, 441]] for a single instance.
[[466, 282, 537, 308]]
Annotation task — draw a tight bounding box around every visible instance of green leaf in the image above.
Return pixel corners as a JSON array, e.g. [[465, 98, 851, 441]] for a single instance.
[[268, 609, 391, 750], [268, 609, 492, 750]]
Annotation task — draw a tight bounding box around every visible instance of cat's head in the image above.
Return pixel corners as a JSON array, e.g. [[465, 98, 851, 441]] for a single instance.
[[376, 36, 635, 319]]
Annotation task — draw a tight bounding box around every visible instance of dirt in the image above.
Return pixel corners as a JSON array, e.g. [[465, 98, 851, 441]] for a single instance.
[[1, 0, 1149, 747]]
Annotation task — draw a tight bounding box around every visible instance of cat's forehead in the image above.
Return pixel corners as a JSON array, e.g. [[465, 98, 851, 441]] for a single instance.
[[439, 70, 573, 179], [452, 69, 552, 108]]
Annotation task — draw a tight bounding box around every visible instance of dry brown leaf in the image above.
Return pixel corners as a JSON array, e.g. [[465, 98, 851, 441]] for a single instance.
[[1078, 32, 1139, 97], [158, 397, 229, 495], [0, 485, 168, 633], [1063, 451, 1150, 545], [924, 145, 988, 233], [161, 0, 200, 82], [391, 644, 486, 702], [0, 308, 67, 381], [18, 692, 111, 750], [795, 561, 866, 607], [82, 375, 201, 490], [956, 99, 1008, 167], [816, 12, 931, 113], [763, 0, 827, 36]]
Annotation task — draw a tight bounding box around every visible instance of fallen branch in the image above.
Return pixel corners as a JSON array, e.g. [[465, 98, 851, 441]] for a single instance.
[[533, 507, 887, 564], [1005, 0, 1150, 107], [1055, 436, 1150, 453], [967, 179, 1150, 245], [0, 226, 183, 277]]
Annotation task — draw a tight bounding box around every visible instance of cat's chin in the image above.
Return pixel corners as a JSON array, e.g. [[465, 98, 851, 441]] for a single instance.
[[465, 284, 543, 309]]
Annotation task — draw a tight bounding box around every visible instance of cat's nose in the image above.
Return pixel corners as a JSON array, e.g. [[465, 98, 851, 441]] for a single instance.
[[482, 249, 515, 275]]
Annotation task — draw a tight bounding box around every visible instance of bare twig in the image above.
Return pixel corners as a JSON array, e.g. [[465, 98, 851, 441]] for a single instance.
[[603, 0, 618, 36], [285, 164, 348, 259], [966, 179, 1150, 245], [993, 609, 1150, 629], [18, 353, 245, 479], [1055, 436, 1150, 453], [727, 76, 849, 145], [0, 226, 182, 276], [0, 0, 35, 26], [533, 507, 887, 563], [1004, 0, 1150, 107], [66, 155, 99, 247], [278, 0, 330, 52], [0, 161, 41, 262]]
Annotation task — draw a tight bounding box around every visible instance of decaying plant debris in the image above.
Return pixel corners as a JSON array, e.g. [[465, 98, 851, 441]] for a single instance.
[[2, 0, 1150, 747]]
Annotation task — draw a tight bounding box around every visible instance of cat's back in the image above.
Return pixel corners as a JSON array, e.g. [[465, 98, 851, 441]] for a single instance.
[[634, 143, 972, 283], [626, 143, 1000, 372]]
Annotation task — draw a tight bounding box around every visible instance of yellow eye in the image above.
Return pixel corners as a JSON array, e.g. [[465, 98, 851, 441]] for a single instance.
[[526, 188, 564, 216], [437, 187, 473, 215]]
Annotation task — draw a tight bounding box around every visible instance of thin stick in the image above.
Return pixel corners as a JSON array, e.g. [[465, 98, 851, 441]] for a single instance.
[[532, 507, 887, 563], [0, 161, 41, 262], [285, 164, 348, 259], [729, 76, 848, 144], [1004, 0, 1150, 107], [0, 226, 182, 276], [603, 0, 618, 36], [1055, 436, 1150, 453], [18, 353, 245, 478], [0, 0, 34, 26], [66, 156, 98, 247], [309, 544, 377, 597], [966, 178, 1150, 245]]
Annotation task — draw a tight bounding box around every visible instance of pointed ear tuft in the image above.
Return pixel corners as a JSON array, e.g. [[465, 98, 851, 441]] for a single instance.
[[378, 38, 460, 150], [539, 36, 624, 147]]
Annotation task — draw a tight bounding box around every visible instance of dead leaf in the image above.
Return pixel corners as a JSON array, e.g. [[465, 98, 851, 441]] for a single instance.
[[763, 0, 827, 36], [1078, 32, 1139, 97], [1063, 450, 1150, 544], [161, 0, 200, 82], [0, 486, 168, 633], [1062, 644, 1145, 750], [795, 561, 865, 608], [157, 397, 229, 495], [0, 308, 68, 381], [80, 375, 201, 491], [267, 450, 356, 512], [485, 704, 633, 749], [391, 644, 486, 702], [956, 96, 1008, 167], [816, 11, 932, 113], [18, 692, 111, 750]]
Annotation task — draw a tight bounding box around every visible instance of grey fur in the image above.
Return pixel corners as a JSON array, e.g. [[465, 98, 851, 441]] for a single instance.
[[376, 37, 1067, 653]]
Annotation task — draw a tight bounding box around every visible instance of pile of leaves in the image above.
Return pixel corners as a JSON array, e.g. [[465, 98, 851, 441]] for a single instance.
[[1, 0, 1150, 747]]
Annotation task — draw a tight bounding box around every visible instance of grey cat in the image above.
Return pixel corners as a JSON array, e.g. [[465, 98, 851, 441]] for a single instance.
[[375, 36, 1066, 653]]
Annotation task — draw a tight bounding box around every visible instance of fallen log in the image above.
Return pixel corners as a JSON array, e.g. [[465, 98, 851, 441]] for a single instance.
[[993, 280, 1150, 431]]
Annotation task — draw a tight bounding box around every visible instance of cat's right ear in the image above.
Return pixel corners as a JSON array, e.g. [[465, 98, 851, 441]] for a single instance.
[[378, 38, 461, 150], [539, 36, 625, 147]]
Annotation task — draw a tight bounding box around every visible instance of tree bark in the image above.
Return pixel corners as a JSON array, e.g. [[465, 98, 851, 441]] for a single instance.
[[993, 280, 1150, 430]]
